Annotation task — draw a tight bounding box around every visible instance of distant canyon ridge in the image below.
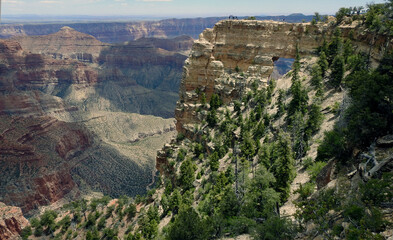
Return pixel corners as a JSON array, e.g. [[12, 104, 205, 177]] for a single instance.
[[0, 14, 313, 43]]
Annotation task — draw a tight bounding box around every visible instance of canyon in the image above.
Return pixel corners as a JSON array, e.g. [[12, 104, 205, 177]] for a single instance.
[[0, 9, 391, 237], [0, 26, 191, 215], [1, 16, 391, 217]]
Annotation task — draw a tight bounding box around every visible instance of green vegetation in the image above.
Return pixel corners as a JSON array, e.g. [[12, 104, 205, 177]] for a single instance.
[[28, 2, 393, 239]]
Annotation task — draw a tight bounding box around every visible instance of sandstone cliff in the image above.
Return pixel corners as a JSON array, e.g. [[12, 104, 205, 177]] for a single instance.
[[175, 19, 393, 134]]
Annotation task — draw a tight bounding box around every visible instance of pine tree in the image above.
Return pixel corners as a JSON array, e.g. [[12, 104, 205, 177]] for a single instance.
[[330, 55, 345, 88], [210, 93, 222, 110], [276, 89, 286, 117], [287, 80, 309, 120], [327, 28, 343, 64], [273, 132, 295, 202], [167, 206, 207, 240], [318, 51, 329, 77], [290, 111, 307, 160], [310, 64, 324, 98], [179, 159, 196, 191], [306, 102, 324, 138], [241, 131, 256, 159]]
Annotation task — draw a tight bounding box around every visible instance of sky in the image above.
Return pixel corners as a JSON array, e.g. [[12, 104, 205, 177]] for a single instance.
[[2, 0, 388, 18]]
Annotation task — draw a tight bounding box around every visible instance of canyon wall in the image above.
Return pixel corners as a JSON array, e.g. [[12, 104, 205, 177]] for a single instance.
[[0, 31, 181, 214], [11, 28, 194, 118], [175, 19, 392, 134]]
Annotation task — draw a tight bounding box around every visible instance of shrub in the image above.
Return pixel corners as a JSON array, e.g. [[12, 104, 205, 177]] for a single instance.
[[209, 152, 220, 171], [166, 206, 207, 240], [20, 226, 32, 240], [316, 129, 348, 162], [224, 216, 256, 235], [307, 161, 327, 181], [360, 173, 393, 205], [125, 204, 137, 220], [255, 216, 297, 240], [294, 182, 315, 200], [97, 217, 106, 230]]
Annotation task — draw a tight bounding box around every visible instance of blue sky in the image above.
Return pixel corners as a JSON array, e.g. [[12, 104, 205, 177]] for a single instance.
[[2, 0, 388, 17]]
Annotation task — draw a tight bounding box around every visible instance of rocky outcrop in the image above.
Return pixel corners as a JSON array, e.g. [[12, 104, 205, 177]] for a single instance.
[[175, 19, 393, 134], [13, 26, 109, 63], [0, 202, 29, 239], [316, 160, 337, 189]]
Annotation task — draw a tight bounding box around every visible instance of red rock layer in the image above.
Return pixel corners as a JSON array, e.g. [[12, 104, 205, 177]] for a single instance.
[[0, 202, 29, 239], [0, 115, 91, 213]]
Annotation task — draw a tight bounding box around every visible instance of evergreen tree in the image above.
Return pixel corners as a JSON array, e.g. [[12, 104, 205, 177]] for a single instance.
[[330, 55, 345, 88], [210, 93, 222, 110], [167, 206, 207, 240], [276, 89, 286, 117], [219, 186, 240, 217], [327, 28, 343, 64], [310, 64, 324, 98], [207, 109, 218, 127], [170, 189, 182, 214], [306, 102, 324, 138], [318, 51, 329, 77], [179, 159, 196, 191], [287, 79, 309, 120], [272, 132, 295, 202], [253, 121, 265, 141], [241, 131, 256, 159], [209, 151, 220, 171], [242, 166, 280, 218], [343, 39, 354, 63], [290, 111, 308, 160]]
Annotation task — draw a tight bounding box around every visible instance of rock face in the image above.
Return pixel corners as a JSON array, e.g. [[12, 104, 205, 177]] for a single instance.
[[13, 26, 109, 63], [10, 29, 194, 118], [175, 20, 393, 134], [0, 34, 179, 214], [0, 202, 29, 239], [0, 39, 98, 93]]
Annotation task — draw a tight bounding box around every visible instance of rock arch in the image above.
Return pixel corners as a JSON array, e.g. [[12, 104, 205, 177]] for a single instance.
[[175, 20, 392, 134]]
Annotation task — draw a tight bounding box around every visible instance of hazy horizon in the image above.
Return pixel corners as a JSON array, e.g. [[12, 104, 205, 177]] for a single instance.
[[2, 0, 388, 19]]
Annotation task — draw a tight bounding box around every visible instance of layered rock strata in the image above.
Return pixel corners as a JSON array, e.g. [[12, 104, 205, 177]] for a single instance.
[[0, 202, 29, 239], [175, 20, 393, 134], [0, 35, 178, 214], [13, 26, 109, 63]]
